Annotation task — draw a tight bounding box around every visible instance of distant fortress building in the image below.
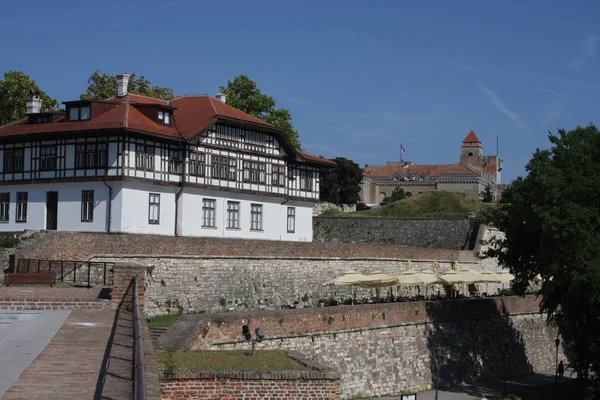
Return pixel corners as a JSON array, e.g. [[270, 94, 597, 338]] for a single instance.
[[359, 131, 503, 205]]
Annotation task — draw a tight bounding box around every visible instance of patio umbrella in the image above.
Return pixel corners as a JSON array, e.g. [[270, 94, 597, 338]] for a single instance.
[[323, 270, 367, 287], [397, 270, 425, 286], [496, 270, 515, 283], [439, 270, 464, 297], [415, 269, 442, 298], [355, 271, 397, 302], [477, 271, 502, 295]]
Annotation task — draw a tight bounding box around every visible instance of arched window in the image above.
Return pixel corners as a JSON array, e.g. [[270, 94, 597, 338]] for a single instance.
[[379, 192, 386, 202], [405, 192, 412, 198]]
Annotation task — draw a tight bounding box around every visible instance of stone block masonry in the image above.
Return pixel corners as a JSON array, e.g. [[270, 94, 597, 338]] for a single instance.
[[91, 255, 486, 316], [313, 217, 478, 249], [165, 296, 562, 399]]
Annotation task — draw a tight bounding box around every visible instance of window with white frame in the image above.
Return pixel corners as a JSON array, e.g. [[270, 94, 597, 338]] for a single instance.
[[250, 203, 263, 231], [212, 156, 236, 181], [16, 192, 27, 223], [227, 201, 240, 229], [4, 148, 24, 173], [189, 152, 206, 176], [272, 165, 286, 187], [243, 161, 266, 184], [136, 144, 154, 171], [287, 207, 295, 233], [168, 149, 180, 173], [0, 193, 9, 222], [40, 145, 57, 171], [202, 198, 216, 227], [158, 110, 171, 125], [299, 170, 313, 191], [75, 142, 107, 169], [81, 190, 94, 222], [148, 193, 160, 224]]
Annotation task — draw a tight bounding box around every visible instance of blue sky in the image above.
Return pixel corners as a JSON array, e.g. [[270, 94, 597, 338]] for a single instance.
[[1, 0, 599, 183]]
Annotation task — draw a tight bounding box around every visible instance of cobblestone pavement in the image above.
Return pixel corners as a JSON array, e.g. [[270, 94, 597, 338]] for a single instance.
[[1, 309, 134, 400]]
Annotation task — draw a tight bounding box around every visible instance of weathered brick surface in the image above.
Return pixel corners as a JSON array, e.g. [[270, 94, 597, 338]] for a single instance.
[[0, 286, 109, 310], [15, 231, 478, 261], [313, 217, 477, 249]]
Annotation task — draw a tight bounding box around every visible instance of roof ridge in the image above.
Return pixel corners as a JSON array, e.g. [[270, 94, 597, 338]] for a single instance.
[[0, 117, 28, 130], [172, 94, 210, 101], [123, 99, 129, 128], [208, 96, 218, 115]]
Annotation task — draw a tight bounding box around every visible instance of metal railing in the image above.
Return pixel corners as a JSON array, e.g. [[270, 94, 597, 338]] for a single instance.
[[14, 258, 114, 288], [133, 276, 146, 400]]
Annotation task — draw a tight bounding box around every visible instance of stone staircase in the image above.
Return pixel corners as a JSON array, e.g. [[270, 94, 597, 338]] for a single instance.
[[150, 327, 168, 342]]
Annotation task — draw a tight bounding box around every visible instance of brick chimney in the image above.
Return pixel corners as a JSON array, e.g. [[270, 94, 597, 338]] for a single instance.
[[215, 93, 227, 104], [116, 73, 130, 97]]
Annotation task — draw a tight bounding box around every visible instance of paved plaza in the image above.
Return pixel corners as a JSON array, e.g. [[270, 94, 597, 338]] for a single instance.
[[0, 310, 70, 397]]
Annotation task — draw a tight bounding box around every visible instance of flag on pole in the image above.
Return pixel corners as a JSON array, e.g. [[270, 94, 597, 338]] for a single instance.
[[401, 144, 406, 153]]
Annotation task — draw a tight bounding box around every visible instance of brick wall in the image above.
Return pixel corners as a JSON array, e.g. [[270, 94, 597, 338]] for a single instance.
[[110, 263, 147, 310], [313, 217, 477, 249], [160, 351, 340, 400], [15, 231, 477, 262]]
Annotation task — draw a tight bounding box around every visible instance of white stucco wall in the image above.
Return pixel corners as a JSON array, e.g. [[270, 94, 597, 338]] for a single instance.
[[0, 182, 109, 232], [116, 183, 177, 236], [179, 188, 313, 241]]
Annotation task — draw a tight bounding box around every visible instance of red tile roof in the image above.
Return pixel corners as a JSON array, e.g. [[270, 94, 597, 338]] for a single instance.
[[0, 93, 333, 167], [463, 130, 481, 144]]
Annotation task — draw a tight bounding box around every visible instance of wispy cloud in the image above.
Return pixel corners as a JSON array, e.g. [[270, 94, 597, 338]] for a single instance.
[[449, 61, 481, 75], [541, 97, 566, 125], [568, 34, 598, 71], [477, 84, 531, 131]]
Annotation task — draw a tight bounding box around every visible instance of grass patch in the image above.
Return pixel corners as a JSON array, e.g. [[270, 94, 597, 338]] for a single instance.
[[156, 350, 311, 373], [323, 191, 496, 219], [147, 314, 181, 329]]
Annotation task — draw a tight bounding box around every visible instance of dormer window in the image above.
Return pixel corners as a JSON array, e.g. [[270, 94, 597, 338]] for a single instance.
[[158, 110, 171, 125], [69, 106, 91, 121]]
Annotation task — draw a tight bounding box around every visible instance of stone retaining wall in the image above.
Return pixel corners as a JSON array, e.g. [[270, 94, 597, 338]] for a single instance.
[[160, 351, 340, 400], [313, 217, 478, 249], [0, 299, 110, 311], [157, 296, 561, 399], [89, 255, 497, 316]]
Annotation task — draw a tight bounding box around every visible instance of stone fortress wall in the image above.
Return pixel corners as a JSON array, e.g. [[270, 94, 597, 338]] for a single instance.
[[157, 296, 561, 399]]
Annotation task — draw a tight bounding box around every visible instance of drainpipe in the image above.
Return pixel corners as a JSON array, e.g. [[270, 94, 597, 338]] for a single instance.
[[174, 142, 186, 236], [103, 173, 112, 233]]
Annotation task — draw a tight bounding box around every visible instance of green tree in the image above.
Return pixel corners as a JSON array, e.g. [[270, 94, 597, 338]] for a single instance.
[[220, 75, 301, 149], [320, 157, 363, 204], [0, 71, 60, 125], [380, 187, 406, 206], [482, 124, 600, 395], [80, 70, 175, 101], [481, 184, 495, 202]]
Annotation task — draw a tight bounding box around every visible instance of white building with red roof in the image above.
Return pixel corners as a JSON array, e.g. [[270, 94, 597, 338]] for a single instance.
[[360, 131, 503, 205], [0, 74, 334, 241]]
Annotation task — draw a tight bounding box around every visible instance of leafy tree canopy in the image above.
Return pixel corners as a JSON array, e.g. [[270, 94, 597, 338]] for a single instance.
[[320, 157, 363, 204], [481, 184, 495, 203], [80, 70, 175, 101], [220, 75, 301, 149], [0, 71, 60, 125], [380, 187, 406, 206], [483, 124, 600, 389]]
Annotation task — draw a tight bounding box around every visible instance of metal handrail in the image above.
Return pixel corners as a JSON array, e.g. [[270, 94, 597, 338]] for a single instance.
[[14, 258, 113, 288], [133, 276, 146, 400]]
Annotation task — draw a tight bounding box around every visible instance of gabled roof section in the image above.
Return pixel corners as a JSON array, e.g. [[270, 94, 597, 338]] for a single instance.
[[0, 90, 334, 166], [463, 130, 481, 144]]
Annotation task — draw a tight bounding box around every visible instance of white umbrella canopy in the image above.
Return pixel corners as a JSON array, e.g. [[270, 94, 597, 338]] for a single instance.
[[478, 271, 502, 283], [356, 271, 398, 288], [440, 270, 463, 284], [323, 270, 367, 287], [496, 270, 515, 283], [456, 268, 482, 283], [416, 269, 442, 284], [397, 270, 425, 286]]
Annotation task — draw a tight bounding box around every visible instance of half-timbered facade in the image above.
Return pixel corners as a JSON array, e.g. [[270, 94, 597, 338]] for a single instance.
[[0, 74, 334, 241]]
